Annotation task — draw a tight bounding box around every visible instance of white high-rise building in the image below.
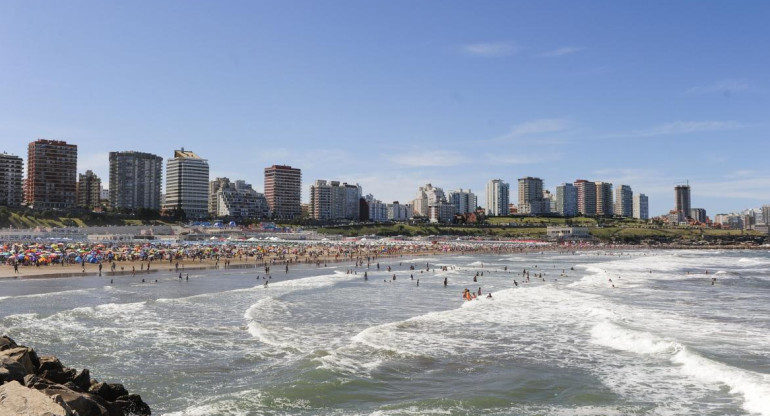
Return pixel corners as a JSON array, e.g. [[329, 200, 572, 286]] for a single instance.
[[209, 178, 268, 219], [387, 201, 412, 221], [429, 201, 456, 223], [412, 184, 445, 217], [486, 179, 509, 216], [555, 183, 578, 217], [163, 149, 210, 219], [761, 205, 770, 226], [448, 188, 477, 214], [614, 185, 633, 218], [365, 194, 388, 222], [310, 180, 362, 220], [633, 193, 649, 220]]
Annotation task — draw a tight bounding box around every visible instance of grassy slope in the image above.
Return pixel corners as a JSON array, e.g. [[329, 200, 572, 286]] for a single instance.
[[0, 211, 170, 229], [318, 216, 764, 243]]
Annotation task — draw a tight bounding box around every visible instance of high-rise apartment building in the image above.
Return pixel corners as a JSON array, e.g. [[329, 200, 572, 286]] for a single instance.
[[429, 201, 456, 223], [209, 177, 268, 219], [309, 180, 361, 221], [310, 180, 332, 220], [574, 179, 596, 216], [555, 183, 578, 217], [543, 190, 556, 214], [365, 194, 388, 222], [762, 205, 770, 226], [675, 185, 691, 221], [26, 139, 78, 209], [0, 152, 23, 207], [76, 170, 102, 210], [518, 177, 545, 215], [486, 179, 509, 216], [343, 183, 362, 220], [633, 193, 649, 220], [448, 189, 477, 215], [595, 182, 614, 216], [614, 185, 633, 218], [387, 201, 413, 221], [412, 184, 446, 217], [264, 165, 302, 220], [690, 208, 707, 223], [109, 151, 163, 211], [163, 149, 210, 219]]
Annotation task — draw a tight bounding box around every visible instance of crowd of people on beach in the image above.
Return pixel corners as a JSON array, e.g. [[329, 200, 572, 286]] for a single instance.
[[0, 239, 567, 276]]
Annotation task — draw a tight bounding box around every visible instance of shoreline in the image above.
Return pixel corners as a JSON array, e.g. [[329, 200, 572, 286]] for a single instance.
[[1, 243, 765, 280]]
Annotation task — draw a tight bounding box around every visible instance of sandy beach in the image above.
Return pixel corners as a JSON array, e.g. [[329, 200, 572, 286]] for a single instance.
[[0, 240, 569, 279]]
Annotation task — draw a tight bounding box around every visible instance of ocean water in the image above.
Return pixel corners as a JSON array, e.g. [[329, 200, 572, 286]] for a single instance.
[[1, 249, 769, 415]]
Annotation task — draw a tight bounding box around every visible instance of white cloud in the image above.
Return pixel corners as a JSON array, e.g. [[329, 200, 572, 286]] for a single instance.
[[725, 170, 756, 179], [506, 118, 571, 137], [687, 79, 751, 95], [605, 121, 745, 138], [389, 150, 467, 167], [460, 42, 519, 57], [537, 47, 583, 58], [485, 118, 573, 145]]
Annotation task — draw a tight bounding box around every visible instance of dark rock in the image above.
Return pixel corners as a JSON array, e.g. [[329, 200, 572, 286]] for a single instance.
[[115, 394, 151, 416], [89, 381, 110, 398], [90, 381, 129, 402], [73, 368, 91, 391], [41, 366, 78, 385], [0, 347, 40, 376], [0, 336, 18, 351], [63, 381, 83, 392], [39, 383, 113, 416], [2, 336, 150, 415], [24, 374, 57, 390], [107, 384, 129, 401], [38, 355, 64, 372], [50, 393, 79, 416], [0, 357, 27, 384]]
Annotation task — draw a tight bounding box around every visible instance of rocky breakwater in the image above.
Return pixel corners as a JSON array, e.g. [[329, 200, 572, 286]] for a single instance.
[[0, 335, 151, 416]]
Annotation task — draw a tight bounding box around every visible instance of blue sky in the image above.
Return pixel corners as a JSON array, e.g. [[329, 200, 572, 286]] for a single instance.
[[1, 1, 768, 216]]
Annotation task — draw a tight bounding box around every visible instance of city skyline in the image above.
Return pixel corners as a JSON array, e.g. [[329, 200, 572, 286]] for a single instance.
[[1, 2, 768, 215], [2, 140, 767, 219]]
